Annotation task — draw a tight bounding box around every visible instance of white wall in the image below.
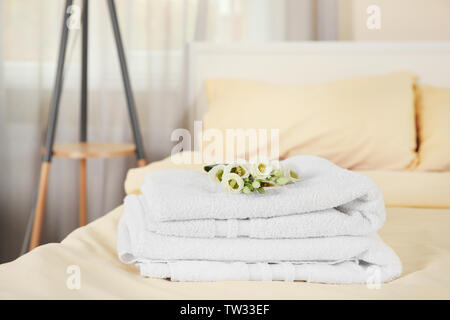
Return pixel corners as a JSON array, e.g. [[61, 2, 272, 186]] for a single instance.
[[339, 0, 450, 41]]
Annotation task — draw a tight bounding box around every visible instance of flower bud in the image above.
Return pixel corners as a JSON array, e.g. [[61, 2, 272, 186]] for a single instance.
[[276, 176, 291, 186], [243, 186, 252, 194], [272, 169, 283, 177], [252, 180, 261, 188]]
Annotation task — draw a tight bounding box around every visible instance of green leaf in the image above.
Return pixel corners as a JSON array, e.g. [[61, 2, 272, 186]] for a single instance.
[[204, 163, 229, 172]]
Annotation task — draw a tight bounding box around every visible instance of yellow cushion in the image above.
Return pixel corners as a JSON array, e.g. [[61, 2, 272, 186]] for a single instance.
[[416, 85, 450, 171], [204, 72, 418, 170]]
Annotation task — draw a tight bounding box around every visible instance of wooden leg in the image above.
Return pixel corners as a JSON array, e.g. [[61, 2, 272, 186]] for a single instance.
[[137, 158, 147, 167], [29, 162, 51, 250], [79, 159, 87, 226]]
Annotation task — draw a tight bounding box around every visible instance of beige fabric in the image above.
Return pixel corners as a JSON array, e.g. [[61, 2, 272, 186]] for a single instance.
[[1, 156, 450, 299], [203, 73, 418, 170], [0, 205, 449, 299], [416, 85, 450, 171]]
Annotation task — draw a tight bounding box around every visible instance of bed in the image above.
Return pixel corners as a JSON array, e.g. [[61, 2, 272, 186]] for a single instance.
[[1, 42, 450, 299]]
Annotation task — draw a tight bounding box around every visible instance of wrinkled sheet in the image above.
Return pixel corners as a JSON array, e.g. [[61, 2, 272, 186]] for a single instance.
[[0, 206, 449, 299]]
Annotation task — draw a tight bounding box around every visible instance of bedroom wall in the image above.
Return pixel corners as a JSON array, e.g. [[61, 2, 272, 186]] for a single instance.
[[338, 0, 450, 41]]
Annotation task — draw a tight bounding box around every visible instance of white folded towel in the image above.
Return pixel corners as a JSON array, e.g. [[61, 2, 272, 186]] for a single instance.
[[139, 261, 397, 283], [141, 156, 385, 227], [137, 195, 380, 239], [118, 155, 401, 283], [139, 155, 385, 238], [118, 195, 402, 283]]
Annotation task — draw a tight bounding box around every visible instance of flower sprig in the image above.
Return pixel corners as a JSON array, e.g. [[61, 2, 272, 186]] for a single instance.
[[204, 159, 300, 194]]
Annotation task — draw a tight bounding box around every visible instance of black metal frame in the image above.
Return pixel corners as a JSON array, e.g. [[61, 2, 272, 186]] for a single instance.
[[21, 0, 146, 253], [80, 0, 88, 142], [107, 0, 145, 160]]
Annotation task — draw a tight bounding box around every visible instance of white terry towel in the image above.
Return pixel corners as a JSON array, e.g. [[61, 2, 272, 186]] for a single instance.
[[118, 195, 402, 283], [141, 155, 385, 223], [139, 155, 385, 237], [139, 261, 395, 283], [137, 194, 379, 239]]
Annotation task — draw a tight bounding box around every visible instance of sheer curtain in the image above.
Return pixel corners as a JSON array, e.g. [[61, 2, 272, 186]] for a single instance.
[[0, 0, 337, 262]]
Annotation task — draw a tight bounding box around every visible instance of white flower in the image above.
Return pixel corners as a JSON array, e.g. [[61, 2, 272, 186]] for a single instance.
[[281, 164, 301, 182], [270, 159, 282, 171], [208, 164, 226, 183], [221, 173, 244, 193], [249, 158, 273, 178], [223, 162, 250, 179]]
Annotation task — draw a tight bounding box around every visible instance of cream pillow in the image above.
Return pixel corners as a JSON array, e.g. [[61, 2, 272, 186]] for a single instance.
[[416, 85, 450, 171], [204, 72, 418, 170]]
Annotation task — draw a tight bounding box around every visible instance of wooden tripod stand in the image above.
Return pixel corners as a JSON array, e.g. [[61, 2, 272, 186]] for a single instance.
[[24, 0, 147, 251]]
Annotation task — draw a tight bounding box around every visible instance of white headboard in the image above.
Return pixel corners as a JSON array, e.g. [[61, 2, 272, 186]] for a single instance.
[[187, 42, 450, 120]]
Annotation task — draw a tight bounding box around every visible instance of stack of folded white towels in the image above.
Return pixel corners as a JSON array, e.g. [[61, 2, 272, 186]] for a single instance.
[[118, 155, 401, 283]]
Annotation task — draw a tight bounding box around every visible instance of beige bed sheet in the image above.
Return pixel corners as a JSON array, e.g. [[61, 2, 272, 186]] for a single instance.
[[1, 154, 450, 299]]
